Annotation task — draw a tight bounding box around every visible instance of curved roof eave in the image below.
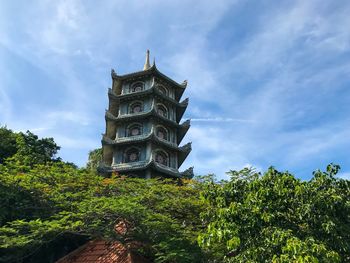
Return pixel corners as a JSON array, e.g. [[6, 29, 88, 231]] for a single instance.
[[112, 65, 186, 91]]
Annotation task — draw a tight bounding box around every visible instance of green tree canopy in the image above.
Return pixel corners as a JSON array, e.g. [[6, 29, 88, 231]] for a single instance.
[[0, 161, 205, 263], [198, 165, 350, 262], [86, 147, 102, 171], [0, 127, 60, 167], [0, 126, 18, 164], [1, 128, 349, 263]]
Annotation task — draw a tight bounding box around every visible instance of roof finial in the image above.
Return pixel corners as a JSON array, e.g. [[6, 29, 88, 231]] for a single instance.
[[143, 49, 151, 70]]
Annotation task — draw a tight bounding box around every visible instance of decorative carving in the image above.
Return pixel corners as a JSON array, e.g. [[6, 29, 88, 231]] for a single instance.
[[181, 119, 191, 126], [181, 167, 194, 179], [180, 98, 189, 105], [111, 68, 118, 78], [180, 142, 192, 152]]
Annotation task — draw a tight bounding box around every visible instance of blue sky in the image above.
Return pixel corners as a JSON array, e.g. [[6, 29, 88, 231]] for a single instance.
[[1, 0, 350, 180]]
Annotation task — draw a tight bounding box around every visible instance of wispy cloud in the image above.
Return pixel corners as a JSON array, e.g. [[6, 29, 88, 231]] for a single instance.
[[191, 117, 256, 123], [0, 0, 349, 177]]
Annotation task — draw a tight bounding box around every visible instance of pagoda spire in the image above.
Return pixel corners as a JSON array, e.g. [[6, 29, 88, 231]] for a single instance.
[[143, 49, 151, 70]]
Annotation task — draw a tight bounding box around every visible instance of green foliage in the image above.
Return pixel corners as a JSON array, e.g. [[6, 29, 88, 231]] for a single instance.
[[0, 127, 60, 168], [0, 126, 17, 164], [198, 165, 350, 262], [0, 162, 205, 262], [9, 131, 60, 167], [1, 128, 349, 262], [86, 148, 102, 171]]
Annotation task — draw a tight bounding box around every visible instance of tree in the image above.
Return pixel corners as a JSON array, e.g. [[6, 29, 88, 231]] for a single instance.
[[86, 148, 102, 171], [12, 131, 60, 166], [0, 128, 61, 167], [198, 165, 350, 262], [0, 162, 205, 263], [0, 126, 17, 164]]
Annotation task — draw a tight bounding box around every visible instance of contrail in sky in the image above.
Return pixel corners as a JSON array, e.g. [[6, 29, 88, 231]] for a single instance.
[[190, 117, 256, 123]]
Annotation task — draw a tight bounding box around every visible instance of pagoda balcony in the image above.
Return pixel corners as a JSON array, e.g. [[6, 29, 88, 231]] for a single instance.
[[153, 161, 180, 175], [102, 133, 151, 146], [151, 162, 193, 178], [105, 108, 153, 122], [102, 132, 191, 155], [112, 160, 151, 171], [108, 86, 188, 110], [106, 108, 191, 130]]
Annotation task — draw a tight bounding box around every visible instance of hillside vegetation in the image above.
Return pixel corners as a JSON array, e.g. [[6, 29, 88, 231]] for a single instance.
[[0, 127, 349, 262]]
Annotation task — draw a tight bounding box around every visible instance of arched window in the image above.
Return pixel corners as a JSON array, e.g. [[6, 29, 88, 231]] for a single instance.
[[157, 104, 168, 118], [127, 123, 142, 137], [156, 126, 168, 141], [125, 148, 140, 163], [157, 85, 168, 96], [155, 150, 169, 166], [130, 82, 144, 93], [129, 101, 143, 114]]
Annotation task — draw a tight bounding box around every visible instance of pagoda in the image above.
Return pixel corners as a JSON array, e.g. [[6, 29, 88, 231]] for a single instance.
[[99, 50, 193, 179]]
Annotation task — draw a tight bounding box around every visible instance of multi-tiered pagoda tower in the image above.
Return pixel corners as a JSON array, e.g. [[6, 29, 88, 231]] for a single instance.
[[99, 51, 193, 179]]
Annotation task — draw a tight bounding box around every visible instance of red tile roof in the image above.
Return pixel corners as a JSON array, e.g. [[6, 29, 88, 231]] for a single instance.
[[55, 240, 149, 263]]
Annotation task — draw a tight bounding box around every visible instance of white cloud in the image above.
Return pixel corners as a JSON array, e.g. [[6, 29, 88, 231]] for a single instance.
[[1, 0, 349, 176], [337, 172, 350, 180]]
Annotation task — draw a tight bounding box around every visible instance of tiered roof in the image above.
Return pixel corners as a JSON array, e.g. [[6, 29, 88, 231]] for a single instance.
[[111, 63, 187, 101], [101, 51, 193, 178], [56, 240, 148, 263]]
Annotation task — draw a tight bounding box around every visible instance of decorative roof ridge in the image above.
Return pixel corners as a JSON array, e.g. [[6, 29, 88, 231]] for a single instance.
[[180, 166, 194, 179], [180, 119, 191, 127], [111, 68, 118, 78], [177, 144, 192, 167], [108, 88, 118, 98], [111, 66, 185, 90], [180, 97, 189, 105], [105, 110, 119, 121], [111, 87, 187, 107], [179, 142, 192, 152], [102, 134, 115, 144], [177, 121, 191, 145]]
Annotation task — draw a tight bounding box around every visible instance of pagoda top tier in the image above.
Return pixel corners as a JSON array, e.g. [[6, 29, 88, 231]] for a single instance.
[[111, 50, 187, 91]]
